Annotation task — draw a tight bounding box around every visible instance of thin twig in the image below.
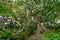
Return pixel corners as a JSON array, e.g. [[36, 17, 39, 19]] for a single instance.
[[7, 28, 23, 40]]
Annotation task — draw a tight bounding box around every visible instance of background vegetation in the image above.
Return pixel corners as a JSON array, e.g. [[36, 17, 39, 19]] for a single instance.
[[0, 0, 60, 40]]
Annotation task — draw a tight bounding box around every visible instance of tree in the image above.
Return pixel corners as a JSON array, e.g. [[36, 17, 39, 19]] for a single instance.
[[20, 0, 60, 40], [0, 0, 60, 40]]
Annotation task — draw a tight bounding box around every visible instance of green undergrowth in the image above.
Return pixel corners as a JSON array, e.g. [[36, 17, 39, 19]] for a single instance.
[[40, 31, 60, 40], [0, 26, 37, 40]]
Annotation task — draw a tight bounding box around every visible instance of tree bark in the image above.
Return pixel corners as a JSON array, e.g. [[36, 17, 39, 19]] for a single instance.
[[33, 15, 47, 32]]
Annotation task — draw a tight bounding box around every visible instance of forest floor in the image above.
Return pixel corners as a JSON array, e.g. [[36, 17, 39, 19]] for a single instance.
[[26, 32, 44, 40]]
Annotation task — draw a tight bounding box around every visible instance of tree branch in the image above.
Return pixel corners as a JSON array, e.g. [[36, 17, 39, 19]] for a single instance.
[[7, 28, 23, 40], [7, 16, 24, 40]]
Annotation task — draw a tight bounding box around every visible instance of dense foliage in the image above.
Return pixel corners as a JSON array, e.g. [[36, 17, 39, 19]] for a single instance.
[[0, 0, 60, 40]]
